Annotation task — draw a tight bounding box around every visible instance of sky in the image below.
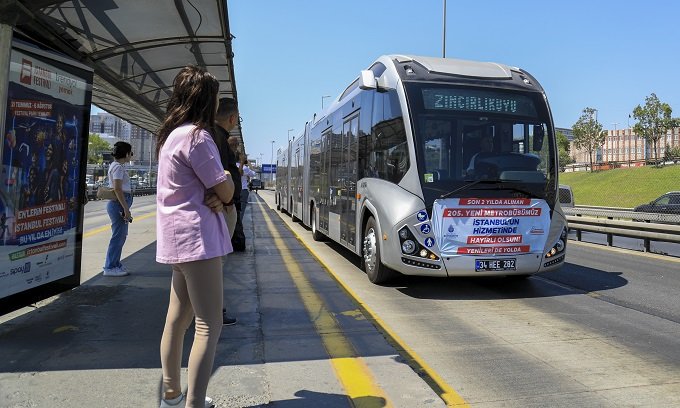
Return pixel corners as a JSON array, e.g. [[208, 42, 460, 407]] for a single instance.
[[96, 0, 680, 166]]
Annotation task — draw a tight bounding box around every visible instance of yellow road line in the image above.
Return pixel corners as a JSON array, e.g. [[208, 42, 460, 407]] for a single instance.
[[260, 205, 391, 408], [257, 201, 469, 407], [83, 211, 156, 238]]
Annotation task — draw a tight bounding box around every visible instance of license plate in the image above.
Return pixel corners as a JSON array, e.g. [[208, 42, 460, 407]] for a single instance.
[[475, 258, 516, 271]]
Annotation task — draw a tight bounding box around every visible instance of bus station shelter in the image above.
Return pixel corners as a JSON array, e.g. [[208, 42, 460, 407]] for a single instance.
[[0, 0, 242, 313]]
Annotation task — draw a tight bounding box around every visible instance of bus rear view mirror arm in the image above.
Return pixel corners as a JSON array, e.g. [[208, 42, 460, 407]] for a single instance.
[[359, 70, 391, 91], [359, 70, 377, 90]]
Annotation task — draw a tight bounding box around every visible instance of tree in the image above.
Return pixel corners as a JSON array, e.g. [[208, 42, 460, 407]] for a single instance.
[[632, 93, 675, 167], [665, 145, 680, 164], [88, 133, 110, 164], [572, 107, 606, 172], [556, 130, 573, 171]]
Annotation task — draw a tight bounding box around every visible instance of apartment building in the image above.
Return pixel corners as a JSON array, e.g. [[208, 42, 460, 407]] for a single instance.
[[569, 127, 680, 165], [90, 112, 156, 165]]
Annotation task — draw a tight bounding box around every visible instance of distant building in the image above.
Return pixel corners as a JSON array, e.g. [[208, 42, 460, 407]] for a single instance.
[[90, 112, 156, 165], [555, 127, 574, 142], [97, 133, 118, 148], [129, 125, 156, 166], [89, 112, 130, 141], [569, 127, 680, 166]]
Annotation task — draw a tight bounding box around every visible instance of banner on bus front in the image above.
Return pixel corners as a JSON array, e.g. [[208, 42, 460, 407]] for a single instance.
[[431, 197, 551, 257]]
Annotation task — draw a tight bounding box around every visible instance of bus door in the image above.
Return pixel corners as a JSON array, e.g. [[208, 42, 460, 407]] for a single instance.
[[293, 145, 301, 217], [319, 128, 331, 231], [329, 124, 343, 240], [341, 114, 359, 248]]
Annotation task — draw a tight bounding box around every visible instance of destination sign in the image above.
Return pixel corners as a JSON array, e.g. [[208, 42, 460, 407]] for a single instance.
[[422, 88, 537, 117]]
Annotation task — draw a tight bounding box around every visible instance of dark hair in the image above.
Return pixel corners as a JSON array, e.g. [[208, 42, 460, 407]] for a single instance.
[[112, 141, 132, 159], [216, 97, 238, 118], [156, 65, 219, 157]]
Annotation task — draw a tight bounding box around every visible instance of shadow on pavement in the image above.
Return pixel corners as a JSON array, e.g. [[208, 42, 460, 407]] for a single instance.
[[246, 390, 386, 408]]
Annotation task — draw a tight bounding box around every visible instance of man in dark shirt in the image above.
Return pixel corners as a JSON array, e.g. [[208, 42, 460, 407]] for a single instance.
[[214, 97, 243, 326], [214, 97, 245, 251]]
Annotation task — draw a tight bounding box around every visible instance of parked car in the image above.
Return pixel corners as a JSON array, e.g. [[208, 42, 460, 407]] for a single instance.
[[558, 184, 574, 208], [86, 176, 97, 199], [633, 191, 680, 215], [249, 178, 262, 192]]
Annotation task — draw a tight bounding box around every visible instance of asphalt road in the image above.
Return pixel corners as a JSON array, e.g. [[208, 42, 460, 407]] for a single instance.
[[4, 193, 677, 407], [260, 190, 680, 407]]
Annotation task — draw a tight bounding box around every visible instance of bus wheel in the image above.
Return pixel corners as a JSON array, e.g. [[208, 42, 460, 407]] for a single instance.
[[362, 216, 393, 284], [311, 205, 324, 241]]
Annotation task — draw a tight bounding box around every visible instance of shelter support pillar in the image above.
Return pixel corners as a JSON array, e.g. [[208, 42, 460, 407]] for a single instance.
[[0, 24, 13, 159], [0, 0, 21, 159]]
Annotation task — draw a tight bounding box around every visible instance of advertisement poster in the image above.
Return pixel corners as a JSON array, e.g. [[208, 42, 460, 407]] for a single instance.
[[0, 44, 91, 304], [431, 197, 551, 257]]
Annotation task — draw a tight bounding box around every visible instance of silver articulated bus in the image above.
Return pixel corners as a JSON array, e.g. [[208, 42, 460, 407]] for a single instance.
[[276, 55, 568, 284]]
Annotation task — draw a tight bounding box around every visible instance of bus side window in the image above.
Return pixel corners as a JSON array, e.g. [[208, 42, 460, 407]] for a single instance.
[[371, 90, 408, 183]]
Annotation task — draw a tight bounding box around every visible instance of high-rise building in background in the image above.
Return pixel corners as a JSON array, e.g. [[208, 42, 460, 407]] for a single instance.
[[89, 112, 129, 141], [129, 125, 156, 166], [89, 112, 155, 165]]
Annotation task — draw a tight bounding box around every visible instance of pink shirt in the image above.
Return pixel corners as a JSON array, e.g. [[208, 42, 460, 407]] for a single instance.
[[156, 124, 232, 263]]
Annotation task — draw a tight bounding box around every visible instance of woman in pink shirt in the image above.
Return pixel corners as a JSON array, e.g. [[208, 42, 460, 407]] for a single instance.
[[155, 66, 234, 408]]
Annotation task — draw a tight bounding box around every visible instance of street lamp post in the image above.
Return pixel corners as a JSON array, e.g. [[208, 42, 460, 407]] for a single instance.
[[442, 0, 447, 58], [612, 122, 619, 163], [148, 135, 153, 187], [287, 128, 294, 143], [321, 95, 331, 109]]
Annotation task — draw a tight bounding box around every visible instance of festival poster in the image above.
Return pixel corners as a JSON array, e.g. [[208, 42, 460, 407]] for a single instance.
[[431, 197, 551, 257], [0, 44, 91, 302]]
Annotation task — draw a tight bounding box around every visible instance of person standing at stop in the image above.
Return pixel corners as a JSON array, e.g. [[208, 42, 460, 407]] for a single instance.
[[239, 157, 257, 215], [103, 141, 134, 277], [155, 65, 234, 408]]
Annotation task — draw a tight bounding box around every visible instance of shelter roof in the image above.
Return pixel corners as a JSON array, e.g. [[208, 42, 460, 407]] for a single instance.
[[5, 0, 243, 144]]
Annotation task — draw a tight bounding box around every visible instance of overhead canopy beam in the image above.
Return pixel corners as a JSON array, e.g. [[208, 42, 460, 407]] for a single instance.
[[6, 0, 243, 145]]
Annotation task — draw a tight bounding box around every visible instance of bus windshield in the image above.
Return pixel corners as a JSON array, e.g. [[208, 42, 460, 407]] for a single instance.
[[404, 83, 557, 205]]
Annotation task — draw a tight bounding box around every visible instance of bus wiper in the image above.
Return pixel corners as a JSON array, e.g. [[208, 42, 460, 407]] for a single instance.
[[440, 178, 503, 199], [494, 184, 539, 198]]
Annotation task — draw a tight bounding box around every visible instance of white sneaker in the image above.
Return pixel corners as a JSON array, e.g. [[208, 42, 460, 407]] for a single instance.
[[119, 264, 130, 273], [103, 267, 129, 277], [160, 393, 214, 408]]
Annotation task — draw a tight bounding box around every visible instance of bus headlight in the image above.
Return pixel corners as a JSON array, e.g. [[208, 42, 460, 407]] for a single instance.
[[399, 228, 410, 239], [545, 230, 567, 259], [398, 225, 440, 263], [402, 240, 416, 254]]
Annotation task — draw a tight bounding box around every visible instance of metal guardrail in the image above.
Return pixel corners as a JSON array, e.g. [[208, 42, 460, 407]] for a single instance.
[[87, 186, 156, 200], [131, 187, 156, 196], [565, 206, 680, 252]]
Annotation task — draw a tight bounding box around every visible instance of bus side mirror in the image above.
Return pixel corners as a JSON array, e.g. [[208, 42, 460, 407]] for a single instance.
[[359, 70, 377, 90], [533, 125, 544, 151]]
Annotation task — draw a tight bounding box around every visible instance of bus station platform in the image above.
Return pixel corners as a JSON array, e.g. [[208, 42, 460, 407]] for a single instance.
[[0, 192, 447, 408]]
